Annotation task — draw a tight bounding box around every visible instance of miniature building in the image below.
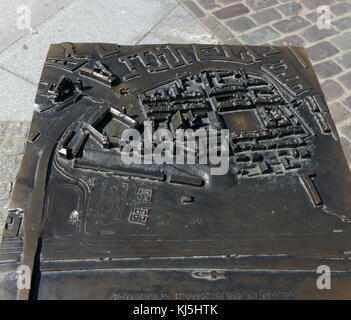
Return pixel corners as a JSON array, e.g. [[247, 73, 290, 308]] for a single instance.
[[1, 43, 351, 299]]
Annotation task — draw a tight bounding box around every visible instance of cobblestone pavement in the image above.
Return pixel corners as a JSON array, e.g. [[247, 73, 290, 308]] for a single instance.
[[180, 0, 351, 164], [0, 0, 350, 233], [0, 121, 29, 232]]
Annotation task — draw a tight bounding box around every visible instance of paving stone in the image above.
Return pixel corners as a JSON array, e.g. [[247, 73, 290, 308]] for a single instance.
[[240, 26, 280, 45], [246, 0, 278, 11], [250, 8, 281, 24], [218, 0, 241, 4], [197, 0, 221, 10], [0, 200, 10, 226], [344, 95, 351, 111], [0, 181, 12, 201], [0, 0, 72, 52], [0, 0, 177, 85], [224, 37, 243, 45], [302, 0, 335, 10], [226, 16, 256, 32], [307, 41, 339, 61], [336, 51, 351, 69], [321, 79, 345, 102], [301, 25, 338, 42], [272, 34, 305, 47], [338, 71, 351, 89], [183, 0, 205, 18], [4, 122, 30, 138], [306, 11, 317, 23], [340, 137, 351, 165], [0, 137, 26, 156], [330, 31, 351, 50], [0, 155, 23, 180], [140, 5, 216, 44], [341, 122, 351, 140], [314, 60, 343, 79], [212, 3, 249, 19], [0, 69, 36, 121], [272, 16, 310, 33], [201, 16, 233, 40], [329, 102, 351, 124], [277, 2, 302, 16], [333, 16, 351, 31], [330, 2, 351, 16], [0, 123, 8, 137]]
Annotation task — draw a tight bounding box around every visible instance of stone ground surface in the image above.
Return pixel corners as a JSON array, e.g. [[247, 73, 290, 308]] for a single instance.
[[180, 0, 351, 164], [0, 0, 350, 230]]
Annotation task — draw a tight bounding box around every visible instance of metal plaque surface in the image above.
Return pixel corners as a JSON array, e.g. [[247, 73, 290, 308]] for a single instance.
[[1, 43, 351, 299]]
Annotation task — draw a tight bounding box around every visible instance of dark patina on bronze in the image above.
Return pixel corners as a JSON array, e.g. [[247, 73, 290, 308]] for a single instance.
[[1, 43, 351, 299]]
